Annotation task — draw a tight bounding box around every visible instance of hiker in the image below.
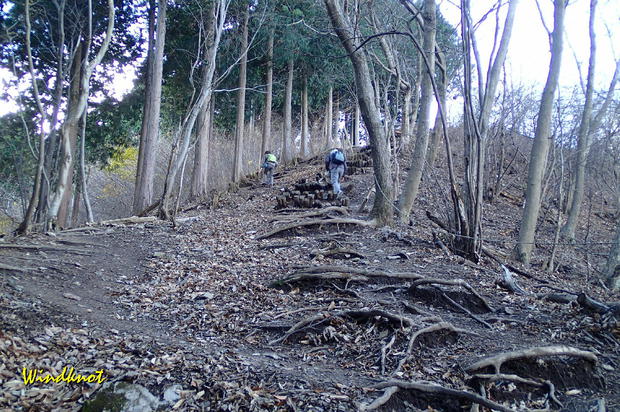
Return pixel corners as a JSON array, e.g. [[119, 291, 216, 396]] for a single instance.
[[262, 151, 278, 186], [324, 148, 347, 196]]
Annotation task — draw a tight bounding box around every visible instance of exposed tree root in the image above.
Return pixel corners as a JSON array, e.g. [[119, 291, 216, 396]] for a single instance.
[[272, 272, 370, 286], [257, 242, 298, 251], [99, 216, 159, 225], [409, 278, 494, 313], [392, 322, 476, 376], [257, 218, 375, 240], [271, 206, 349, 222], [465, 345, 598, 374], [286, 265, 424, 281], [268, 309, 414, 345], [496, 265, 529, 295], [577, 293, 612, 314], [470, 373, 563, 408], [0, 263, 35, 272], [361, 380, 514, 412], [432, 287, 493, 329], [0, 244, 93, 255], [380, 334, 397, 375], [310, 247, 366, 259]]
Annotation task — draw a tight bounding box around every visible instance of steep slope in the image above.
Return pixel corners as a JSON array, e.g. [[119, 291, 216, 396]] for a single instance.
[[1, 150, 619, 411]]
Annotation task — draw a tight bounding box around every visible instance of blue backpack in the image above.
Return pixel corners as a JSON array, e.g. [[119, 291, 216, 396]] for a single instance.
[[331, 150, 345, 165]]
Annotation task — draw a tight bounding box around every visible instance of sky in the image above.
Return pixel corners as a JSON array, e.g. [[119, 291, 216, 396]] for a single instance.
[[1, 0, 618, 118], [438, 0, 619, 92]]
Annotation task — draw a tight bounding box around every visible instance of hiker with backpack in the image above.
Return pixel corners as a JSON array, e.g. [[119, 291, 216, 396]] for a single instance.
[[324, 148, 347, 196], [262, 151, 278, 187]]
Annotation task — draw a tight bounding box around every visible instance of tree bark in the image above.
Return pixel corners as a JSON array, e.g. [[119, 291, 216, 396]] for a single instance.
[[158, 0, 228, 220], [333, 91, 340, 147], [57, 41, 84, 228], [190, 96, 212, 199], [325, 85, 333, 149], [282, 58, 294, 163], [516, 0, 566, 264], [324, 0, 393, 225], [606, 216, 620, 290], [301, 75, 309, 158], [353, 102, 360, 146], [47, 0, 115, 228], [398, 0, 436, 223], [133, 0, 166, 214], [260, 30, 274, 163], [426, 49, 447, 168], [233, 5, 249, 182], [561, 0, 606, 241]]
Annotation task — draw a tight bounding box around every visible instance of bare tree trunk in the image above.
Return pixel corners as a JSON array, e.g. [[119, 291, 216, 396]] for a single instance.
[[133, 0, 166, 214], [47, 0, 115, 228], [57, 41, 84, 228], [260, 30, 274, 163], [233, 5, 249, 182], [516, 0, 566, 264], [301, 75, 309, 158], [324, 0, 393, 225], [398, 0, 436, 223], [79, 109, 94, 223], [282, 58, 294, 163], [190, 97, 212, 199], [606, 215, 620, 290], [158, 0, 229, 220], [408, 53, 422, 149], [353, 102, 360, 146], [401, 86, 411, 150], [427, 49, 447, 168], [325, 85, 333, 149], [333, 91, 340, 147], [562, 1, 618, 241]]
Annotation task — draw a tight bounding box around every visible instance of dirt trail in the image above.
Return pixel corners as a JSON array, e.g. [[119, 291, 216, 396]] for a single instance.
[[1, 156, 619, 411]]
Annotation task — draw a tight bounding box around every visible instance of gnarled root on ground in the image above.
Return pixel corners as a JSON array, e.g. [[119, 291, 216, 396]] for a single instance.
[[257, 218, 375, 240], [275, 265, 423, 285], [268, 309, 415, 345], [465, 345, 597, 374], [359, 380, 514, 412]]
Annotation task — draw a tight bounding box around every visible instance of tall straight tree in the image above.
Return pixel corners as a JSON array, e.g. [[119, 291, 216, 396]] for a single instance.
[[259, 30, 274, 164], [233, 5, 249, 182], [561, 0, 619, 241], [301, 75, 309, 158], [397, 0, 436, 224], [324, 0, 393, 225], [281, 58, 294, 162], [190, 96, 213, 199], [158, 0, 230, 219], [516, 0, 567, 264], [133, 0, 166, 215], [606, 211, 620, 290]]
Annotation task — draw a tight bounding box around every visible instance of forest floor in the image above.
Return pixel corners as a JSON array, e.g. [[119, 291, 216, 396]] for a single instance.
[[1, 150, 619, 411]]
